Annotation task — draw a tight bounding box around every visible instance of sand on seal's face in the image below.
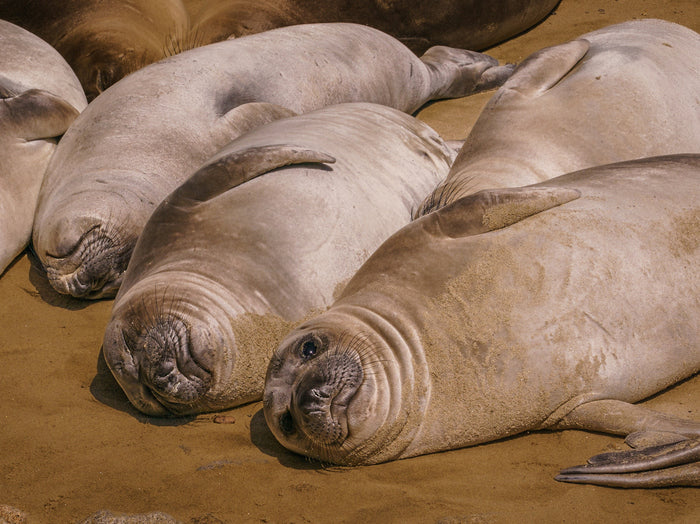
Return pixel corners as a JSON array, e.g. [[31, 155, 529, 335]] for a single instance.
[[0, 1, 698, 522]]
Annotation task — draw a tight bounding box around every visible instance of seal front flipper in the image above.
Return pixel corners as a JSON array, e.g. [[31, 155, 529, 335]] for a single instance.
[[549, 399, 700, 487], [168, 145, 336, 205], [212, 101, 298, 139], [0, 88, 80, 139], [423, 186, 580, 237], [420, 46, 516, 100], [500, 39, 590, 98]]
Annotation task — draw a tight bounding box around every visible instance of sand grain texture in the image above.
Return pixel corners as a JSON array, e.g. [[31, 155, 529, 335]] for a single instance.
[[1, 1, 699, 522]]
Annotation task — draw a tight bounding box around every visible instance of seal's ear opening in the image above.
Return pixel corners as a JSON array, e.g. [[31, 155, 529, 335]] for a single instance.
[[430, 185, 581, 238], [168, 144, 336, 206]]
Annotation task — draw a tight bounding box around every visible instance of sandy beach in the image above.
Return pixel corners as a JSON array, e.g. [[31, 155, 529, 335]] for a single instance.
[[1, 0, 699, 522]]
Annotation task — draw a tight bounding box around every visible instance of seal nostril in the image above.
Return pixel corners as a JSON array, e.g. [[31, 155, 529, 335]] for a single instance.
[[279, 410, 295, 436], [312, 388, 330, 399]]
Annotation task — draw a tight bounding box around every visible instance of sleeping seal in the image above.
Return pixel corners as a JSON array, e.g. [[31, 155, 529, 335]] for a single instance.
[[184, 0, 560, 55], [31, 22, 512, 299], [415, 19, 700, 215], [0, 0, 190, 100], [102, 103, 455, 416], [0, 20, 86, 275], [103, 103, 455, 415], [264, 154, 700, 488]]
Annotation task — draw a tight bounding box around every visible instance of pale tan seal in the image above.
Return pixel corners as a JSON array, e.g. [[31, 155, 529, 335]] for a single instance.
[[415, 19, 700, 216], [0, 19, 86, 275], [264, 154, 700, 488], [102, 102, 456, 416]]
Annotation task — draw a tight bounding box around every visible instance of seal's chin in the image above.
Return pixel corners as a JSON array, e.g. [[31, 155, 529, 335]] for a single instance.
[[103, 315, 216, 417], [42, 225, 132, 299]]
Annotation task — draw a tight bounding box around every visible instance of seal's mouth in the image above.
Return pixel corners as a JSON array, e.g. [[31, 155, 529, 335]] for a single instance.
[[105, 315, 214, 416], [43, 225, 133, 299], [289, 352, 363, 446]]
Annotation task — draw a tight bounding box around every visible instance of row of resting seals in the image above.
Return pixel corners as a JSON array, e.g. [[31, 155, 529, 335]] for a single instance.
[[0, 0, 557, 98], [263, 154, 700, 488], [31, 22, 513, 300], [0, 19, 86, 275], [102, 102, 456, 417], [415, 19, 700, 216]]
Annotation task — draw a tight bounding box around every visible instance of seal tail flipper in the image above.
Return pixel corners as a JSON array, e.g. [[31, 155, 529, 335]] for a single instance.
[[547, 399, 700, 487], [420, 46, 515, 100], [169, 144, 336, 205], [500, 38, 590, 98], [0, 88, 80, 140], [555, 438, 700, 488], [424, 186, 580, 237]]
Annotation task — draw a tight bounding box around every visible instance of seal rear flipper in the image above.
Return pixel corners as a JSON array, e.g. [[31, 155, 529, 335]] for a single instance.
[[0, 88, 80, 140], [555, 438, 700, 488], [426, 186, 580, 238], [548, 399, 700, 487], [500, 39, 590, 98], [169, 144, 336, 205], [420, 46, 515, 100]]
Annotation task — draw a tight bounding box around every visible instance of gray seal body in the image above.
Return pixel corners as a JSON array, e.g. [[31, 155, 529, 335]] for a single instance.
[[32, 22, 512, 299], [416, 19, 700, 215], [103, 103, 455, 416]]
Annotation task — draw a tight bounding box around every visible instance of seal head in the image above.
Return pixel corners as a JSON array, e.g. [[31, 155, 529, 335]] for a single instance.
[[265, 323, 373, 464]]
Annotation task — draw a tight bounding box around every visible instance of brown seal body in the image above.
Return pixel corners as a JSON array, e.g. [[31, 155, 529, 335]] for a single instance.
[[416, 19, 700, 216], [264, 155, 700, 488], [31, 22, 512, 299], [0, 0, 557, 99], [0, 0, 189, 100], [184, 0, 560, 54], [102, 103, 455, 416], [0, 19, 86, 275]]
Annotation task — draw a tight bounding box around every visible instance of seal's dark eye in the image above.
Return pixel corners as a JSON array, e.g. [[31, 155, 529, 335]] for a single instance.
[[301, 339, 318, 359]]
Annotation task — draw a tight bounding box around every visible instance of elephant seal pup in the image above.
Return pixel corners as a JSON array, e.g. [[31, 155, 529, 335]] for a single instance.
[[102, 102, 455, 416], [184, 0, 559, 55], [0, 0, 190, 100], [0, 20, 86, 275], [415, 19, 700, 215], [32, 22, 513, 300], [264, 154, 700, 488]]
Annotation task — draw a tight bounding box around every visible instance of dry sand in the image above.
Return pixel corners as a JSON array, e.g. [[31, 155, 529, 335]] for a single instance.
[[1, 1, 699, 522]]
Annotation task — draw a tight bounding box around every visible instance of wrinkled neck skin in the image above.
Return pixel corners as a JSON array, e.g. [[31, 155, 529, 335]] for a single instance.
[[265, 300, 433, 466], [104, 271, 252, 416]]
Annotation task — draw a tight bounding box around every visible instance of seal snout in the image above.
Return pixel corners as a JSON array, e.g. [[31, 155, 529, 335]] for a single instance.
[[290, 351, 364, 446], [42, 223, 131, 299], [131, 317, 212, 405], [105, 312, 215, 416]]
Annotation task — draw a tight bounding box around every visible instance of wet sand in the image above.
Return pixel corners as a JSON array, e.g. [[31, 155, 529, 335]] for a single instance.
[[1, 1, 699, 522]]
